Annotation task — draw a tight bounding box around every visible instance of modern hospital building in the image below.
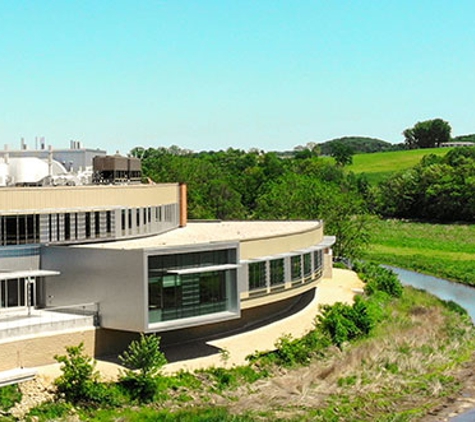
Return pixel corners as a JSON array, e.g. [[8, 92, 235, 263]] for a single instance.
[[0, 144, 334, 374]]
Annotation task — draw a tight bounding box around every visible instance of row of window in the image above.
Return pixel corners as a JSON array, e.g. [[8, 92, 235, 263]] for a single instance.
[[120, 204, 177, 235], [0, 203, 179, 246], [248, 250, 324, 292]]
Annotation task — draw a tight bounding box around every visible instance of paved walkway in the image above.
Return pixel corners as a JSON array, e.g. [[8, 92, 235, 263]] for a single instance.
[[35, 269, 364, 383]]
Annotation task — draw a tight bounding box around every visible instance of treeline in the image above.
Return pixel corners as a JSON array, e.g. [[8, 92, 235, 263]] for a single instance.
[[132, 146, 370, 258], [371, 147, 475, 222], [133, 144, 475, 258]]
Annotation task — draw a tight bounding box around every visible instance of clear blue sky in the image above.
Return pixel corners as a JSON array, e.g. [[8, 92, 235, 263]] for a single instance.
[[1, 1, 474, 153]]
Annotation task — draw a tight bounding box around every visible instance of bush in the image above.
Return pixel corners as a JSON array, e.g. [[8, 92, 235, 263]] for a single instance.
[[54, 342, 105, 405], [354, 261, 403, 298], [0, 384, 21, 411], [317, 297, 377, 348], [119, 334, 167, 403]]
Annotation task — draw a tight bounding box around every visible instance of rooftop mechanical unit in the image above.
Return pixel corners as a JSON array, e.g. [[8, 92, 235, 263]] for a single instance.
[[92, 155, 142, 184]]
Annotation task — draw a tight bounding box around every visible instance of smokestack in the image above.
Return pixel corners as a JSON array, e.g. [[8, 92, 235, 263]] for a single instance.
[[48, 145, 53, 177]]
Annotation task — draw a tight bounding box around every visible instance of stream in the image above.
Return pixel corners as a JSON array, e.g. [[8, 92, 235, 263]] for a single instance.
[[385, 266, 475, 322], [385, 266, 475, 422]]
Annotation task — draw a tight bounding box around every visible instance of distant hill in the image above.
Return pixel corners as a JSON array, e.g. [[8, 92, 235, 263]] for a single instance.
[[347, 147, 453, 184], [318, 137, 400, 155], [452, 134, 475, 143]]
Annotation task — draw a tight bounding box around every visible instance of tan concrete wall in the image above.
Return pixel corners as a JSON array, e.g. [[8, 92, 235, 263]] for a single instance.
[[0, 184, 180, 213], [0, 328, 96, 371], [240, 225, 323, 260]]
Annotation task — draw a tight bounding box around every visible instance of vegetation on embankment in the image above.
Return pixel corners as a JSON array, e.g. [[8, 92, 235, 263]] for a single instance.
[[7, 264, 474, 421], [364, 218, 475, 286]]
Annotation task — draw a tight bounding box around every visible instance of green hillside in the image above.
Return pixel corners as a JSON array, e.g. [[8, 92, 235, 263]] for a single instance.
[[318, 136, 395, 154], [347, 147, 454, 184]]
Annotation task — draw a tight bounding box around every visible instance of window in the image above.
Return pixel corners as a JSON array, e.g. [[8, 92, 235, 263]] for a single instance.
[[85, 212, 91, 238], [121, 210, 126, 232], [314, 250, 323, 270], [248, 262, 266, 290], [6, 216, 17, 245], [56, 214, 60, 241], [48, 215, 52, 242], [270, 259, 285, 285], [74, 213, 79, 239], [64, 213, 71, 241], [95, 212, 100, 237], [303, 253, 312, 278], [106, 211, 112, 235], [291, 255, 301, 281], [148, 249, 236, 324]]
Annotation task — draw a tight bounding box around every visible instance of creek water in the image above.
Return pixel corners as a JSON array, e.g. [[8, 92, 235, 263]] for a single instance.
[[385, 266, 475, 421], [386, 266, 475, 322]]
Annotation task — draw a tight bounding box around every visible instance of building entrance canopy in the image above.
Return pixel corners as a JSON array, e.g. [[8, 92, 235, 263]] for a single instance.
[[0, 270, 60, 280]]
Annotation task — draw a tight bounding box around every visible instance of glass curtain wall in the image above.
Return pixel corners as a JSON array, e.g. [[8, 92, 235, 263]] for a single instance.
[[148, 248, 237, 324], [0, 279, 26, 308]]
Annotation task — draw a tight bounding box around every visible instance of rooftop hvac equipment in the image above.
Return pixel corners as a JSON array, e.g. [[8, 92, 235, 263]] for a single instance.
[[92, 155, 142, 184]]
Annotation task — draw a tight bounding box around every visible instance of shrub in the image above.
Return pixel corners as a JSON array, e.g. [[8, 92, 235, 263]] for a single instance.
[[317, 297, 377, 348], [54, 342, 104, 405], [119, 334, 167, 403], [0, 384, 22, 411], [274, 334, 310, 367], [354, 261, 403, 298]]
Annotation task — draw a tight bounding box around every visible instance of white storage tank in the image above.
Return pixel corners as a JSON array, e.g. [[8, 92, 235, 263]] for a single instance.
[[0, 162, 9, 186], [9, 157, 67, 185]]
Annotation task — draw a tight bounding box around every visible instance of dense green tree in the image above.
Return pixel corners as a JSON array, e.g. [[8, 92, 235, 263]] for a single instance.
[[136, 146, 371, 257], [329, 141, 354, 166], [373, 147, 475, 222], [403, 118, 451, 149], [119, 334, 167, 402]]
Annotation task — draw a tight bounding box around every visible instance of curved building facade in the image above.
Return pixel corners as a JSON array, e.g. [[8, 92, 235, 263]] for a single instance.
[[0, 182, 334, 371]]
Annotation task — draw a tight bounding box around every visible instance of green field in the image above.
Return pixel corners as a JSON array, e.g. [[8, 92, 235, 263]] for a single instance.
[[347, 147, 453, 184], [364, 218, 475, 285]]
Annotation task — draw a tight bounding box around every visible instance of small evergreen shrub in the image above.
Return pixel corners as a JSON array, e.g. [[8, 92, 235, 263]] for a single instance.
[[119, 334, 167, 403], [54, 342, 106, 405]]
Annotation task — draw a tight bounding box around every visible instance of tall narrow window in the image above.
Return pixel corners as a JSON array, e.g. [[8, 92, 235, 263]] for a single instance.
[[56, 214, 60, 241], [270, 259, 284, 285], [95, 211, 100, 237], [64, 213, 71, 241], [106, 211, 112, 235], [291, 255, 301, 281], [303, 253, 312, 278], [85, 212, 91, 238], [248, 262, 266, 291], [48, 215, 52, 242]]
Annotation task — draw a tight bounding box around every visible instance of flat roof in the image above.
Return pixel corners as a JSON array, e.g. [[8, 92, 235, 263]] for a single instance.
[[79, 221, 322, 250]]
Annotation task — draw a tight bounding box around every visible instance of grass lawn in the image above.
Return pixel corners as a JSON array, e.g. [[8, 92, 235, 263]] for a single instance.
[[347, 147, 453, 184], [364, 218, 475, 286]]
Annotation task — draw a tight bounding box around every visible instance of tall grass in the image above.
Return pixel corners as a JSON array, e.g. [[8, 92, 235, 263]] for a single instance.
[[364, 218, 475, 285]]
